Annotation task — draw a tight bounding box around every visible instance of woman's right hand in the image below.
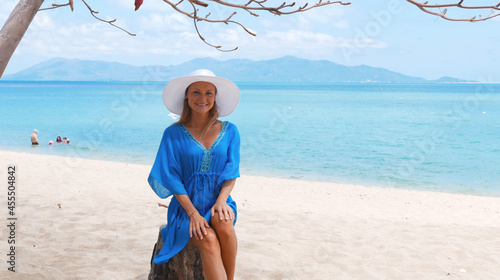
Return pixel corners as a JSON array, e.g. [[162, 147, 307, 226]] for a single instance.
[[189, 212, 210, 240]]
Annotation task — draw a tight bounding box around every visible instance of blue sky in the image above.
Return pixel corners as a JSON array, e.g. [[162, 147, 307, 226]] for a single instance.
[[1, 0, 499, 82]]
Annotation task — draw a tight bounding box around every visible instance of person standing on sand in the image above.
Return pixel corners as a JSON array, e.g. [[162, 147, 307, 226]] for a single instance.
[[31, 129, 39, 145], [148, 69, 241, 280]]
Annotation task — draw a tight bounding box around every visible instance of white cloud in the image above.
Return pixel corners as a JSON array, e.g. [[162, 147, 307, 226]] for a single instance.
[[240, 4, 350, 36], [296, 15, 312, 29], [14, 12, 217, 62], [202, 28, 390, 65], [297, 4, 347, 24], [32, 12, 56, 30], [333, 20, 349, 29], [211, 28, 248, 49], [14, 13, 388, 66], [261, 29, 385, 50], [0, 0, 20, 23], [139, 13, 191, 32]]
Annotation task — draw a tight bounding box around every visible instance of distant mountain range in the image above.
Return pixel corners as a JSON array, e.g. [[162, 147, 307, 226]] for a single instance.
[[2, 56, 475, 83]]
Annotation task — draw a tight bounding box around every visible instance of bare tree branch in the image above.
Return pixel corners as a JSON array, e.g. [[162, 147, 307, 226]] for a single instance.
[[209, 0, 350, 15], [406, 0, 500, 22], [189, 0, 209, 8], [37, 0, 350, 52], [188, 0, 238, 51], [39, 1, 135, 35], [39, 2, 72, 11], [162, 0, 350, 51], [80, 0, 136, 36]]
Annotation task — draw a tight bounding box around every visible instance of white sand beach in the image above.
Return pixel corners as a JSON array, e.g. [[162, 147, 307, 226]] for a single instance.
[[1, 150, 499, 279]]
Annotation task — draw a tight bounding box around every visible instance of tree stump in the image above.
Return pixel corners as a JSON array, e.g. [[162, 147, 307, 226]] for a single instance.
[[148, 224, 204, 280]]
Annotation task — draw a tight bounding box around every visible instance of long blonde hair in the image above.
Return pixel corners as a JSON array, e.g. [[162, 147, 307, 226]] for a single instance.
[[175, 85, 220, 136]]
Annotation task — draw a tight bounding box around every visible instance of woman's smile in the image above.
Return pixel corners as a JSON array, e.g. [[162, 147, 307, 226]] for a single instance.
[[186, 81, 216, 114]]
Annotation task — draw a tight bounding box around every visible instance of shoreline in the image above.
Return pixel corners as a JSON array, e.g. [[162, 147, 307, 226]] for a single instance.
[[1, 149, 500, 279], [2, 148, 499, 198]]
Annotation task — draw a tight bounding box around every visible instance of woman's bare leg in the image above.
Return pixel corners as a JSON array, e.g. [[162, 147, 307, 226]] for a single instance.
[[190, 228, 227, 280], [211, 213, 237, 280]]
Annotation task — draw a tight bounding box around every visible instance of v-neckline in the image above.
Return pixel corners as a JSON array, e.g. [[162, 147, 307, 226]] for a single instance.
[[180, 121, 227, 152]]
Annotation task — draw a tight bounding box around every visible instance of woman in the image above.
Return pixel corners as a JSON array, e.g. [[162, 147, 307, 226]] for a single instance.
[[148, 69, 241, 280]]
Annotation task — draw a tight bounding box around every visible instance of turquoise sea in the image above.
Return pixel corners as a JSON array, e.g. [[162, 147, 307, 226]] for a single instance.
[[1, 81, 499, 196]]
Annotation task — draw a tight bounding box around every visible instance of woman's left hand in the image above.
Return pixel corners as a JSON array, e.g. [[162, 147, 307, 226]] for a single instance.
[[211, 200, 234, 221]]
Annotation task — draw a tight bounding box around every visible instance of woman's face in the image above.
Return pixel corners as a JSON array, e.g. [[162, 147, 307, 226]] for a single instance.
[[185, 81, 216, 115]]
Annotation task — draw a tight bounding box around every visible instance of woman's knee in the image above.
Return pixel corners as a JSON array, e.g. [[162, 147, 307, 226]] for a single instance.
[[211, 214, 235, 237], [191, 229, 220, 254]]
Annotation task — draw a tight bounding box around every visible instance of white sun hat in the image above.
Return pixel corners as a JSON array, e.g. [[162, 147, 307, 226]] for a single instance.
[[162, 69, 240, 117]]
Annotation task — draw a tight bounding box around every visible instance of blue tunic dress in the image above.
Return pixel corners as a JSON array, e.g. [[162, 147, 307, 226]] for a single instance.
[[148, 121, 240, 264]]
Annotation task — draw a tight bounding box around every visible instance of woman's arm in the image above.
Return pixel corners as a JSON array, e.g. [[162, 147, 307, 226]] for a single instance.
[[175, 194, 210, 240], [211, 178, 237, 221]]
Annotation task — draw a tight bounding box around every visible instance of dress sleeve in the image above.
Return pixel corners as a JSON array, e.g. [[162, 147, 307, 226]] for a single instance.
[[217, 123, 241, 186], [148, 126, 187, 199]]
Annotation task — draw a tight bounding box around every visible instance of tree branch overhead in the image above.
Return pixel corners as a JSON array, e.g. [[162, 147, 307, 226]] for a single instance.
[[157, 0, 351, 51], [35, 0, 500, 53], [2, 0, 499, 79], [406, 0, 500, 22]]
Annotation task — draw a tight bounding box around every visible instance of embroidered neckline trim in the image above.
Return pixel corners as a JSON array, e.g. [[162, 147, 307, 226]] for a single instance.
[[180, 121, 229, 172]]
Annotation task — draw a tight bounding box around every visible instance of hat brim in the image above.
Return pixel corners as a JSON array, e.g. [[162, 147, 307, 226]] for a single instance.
[[163, 75, 240, 117]]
